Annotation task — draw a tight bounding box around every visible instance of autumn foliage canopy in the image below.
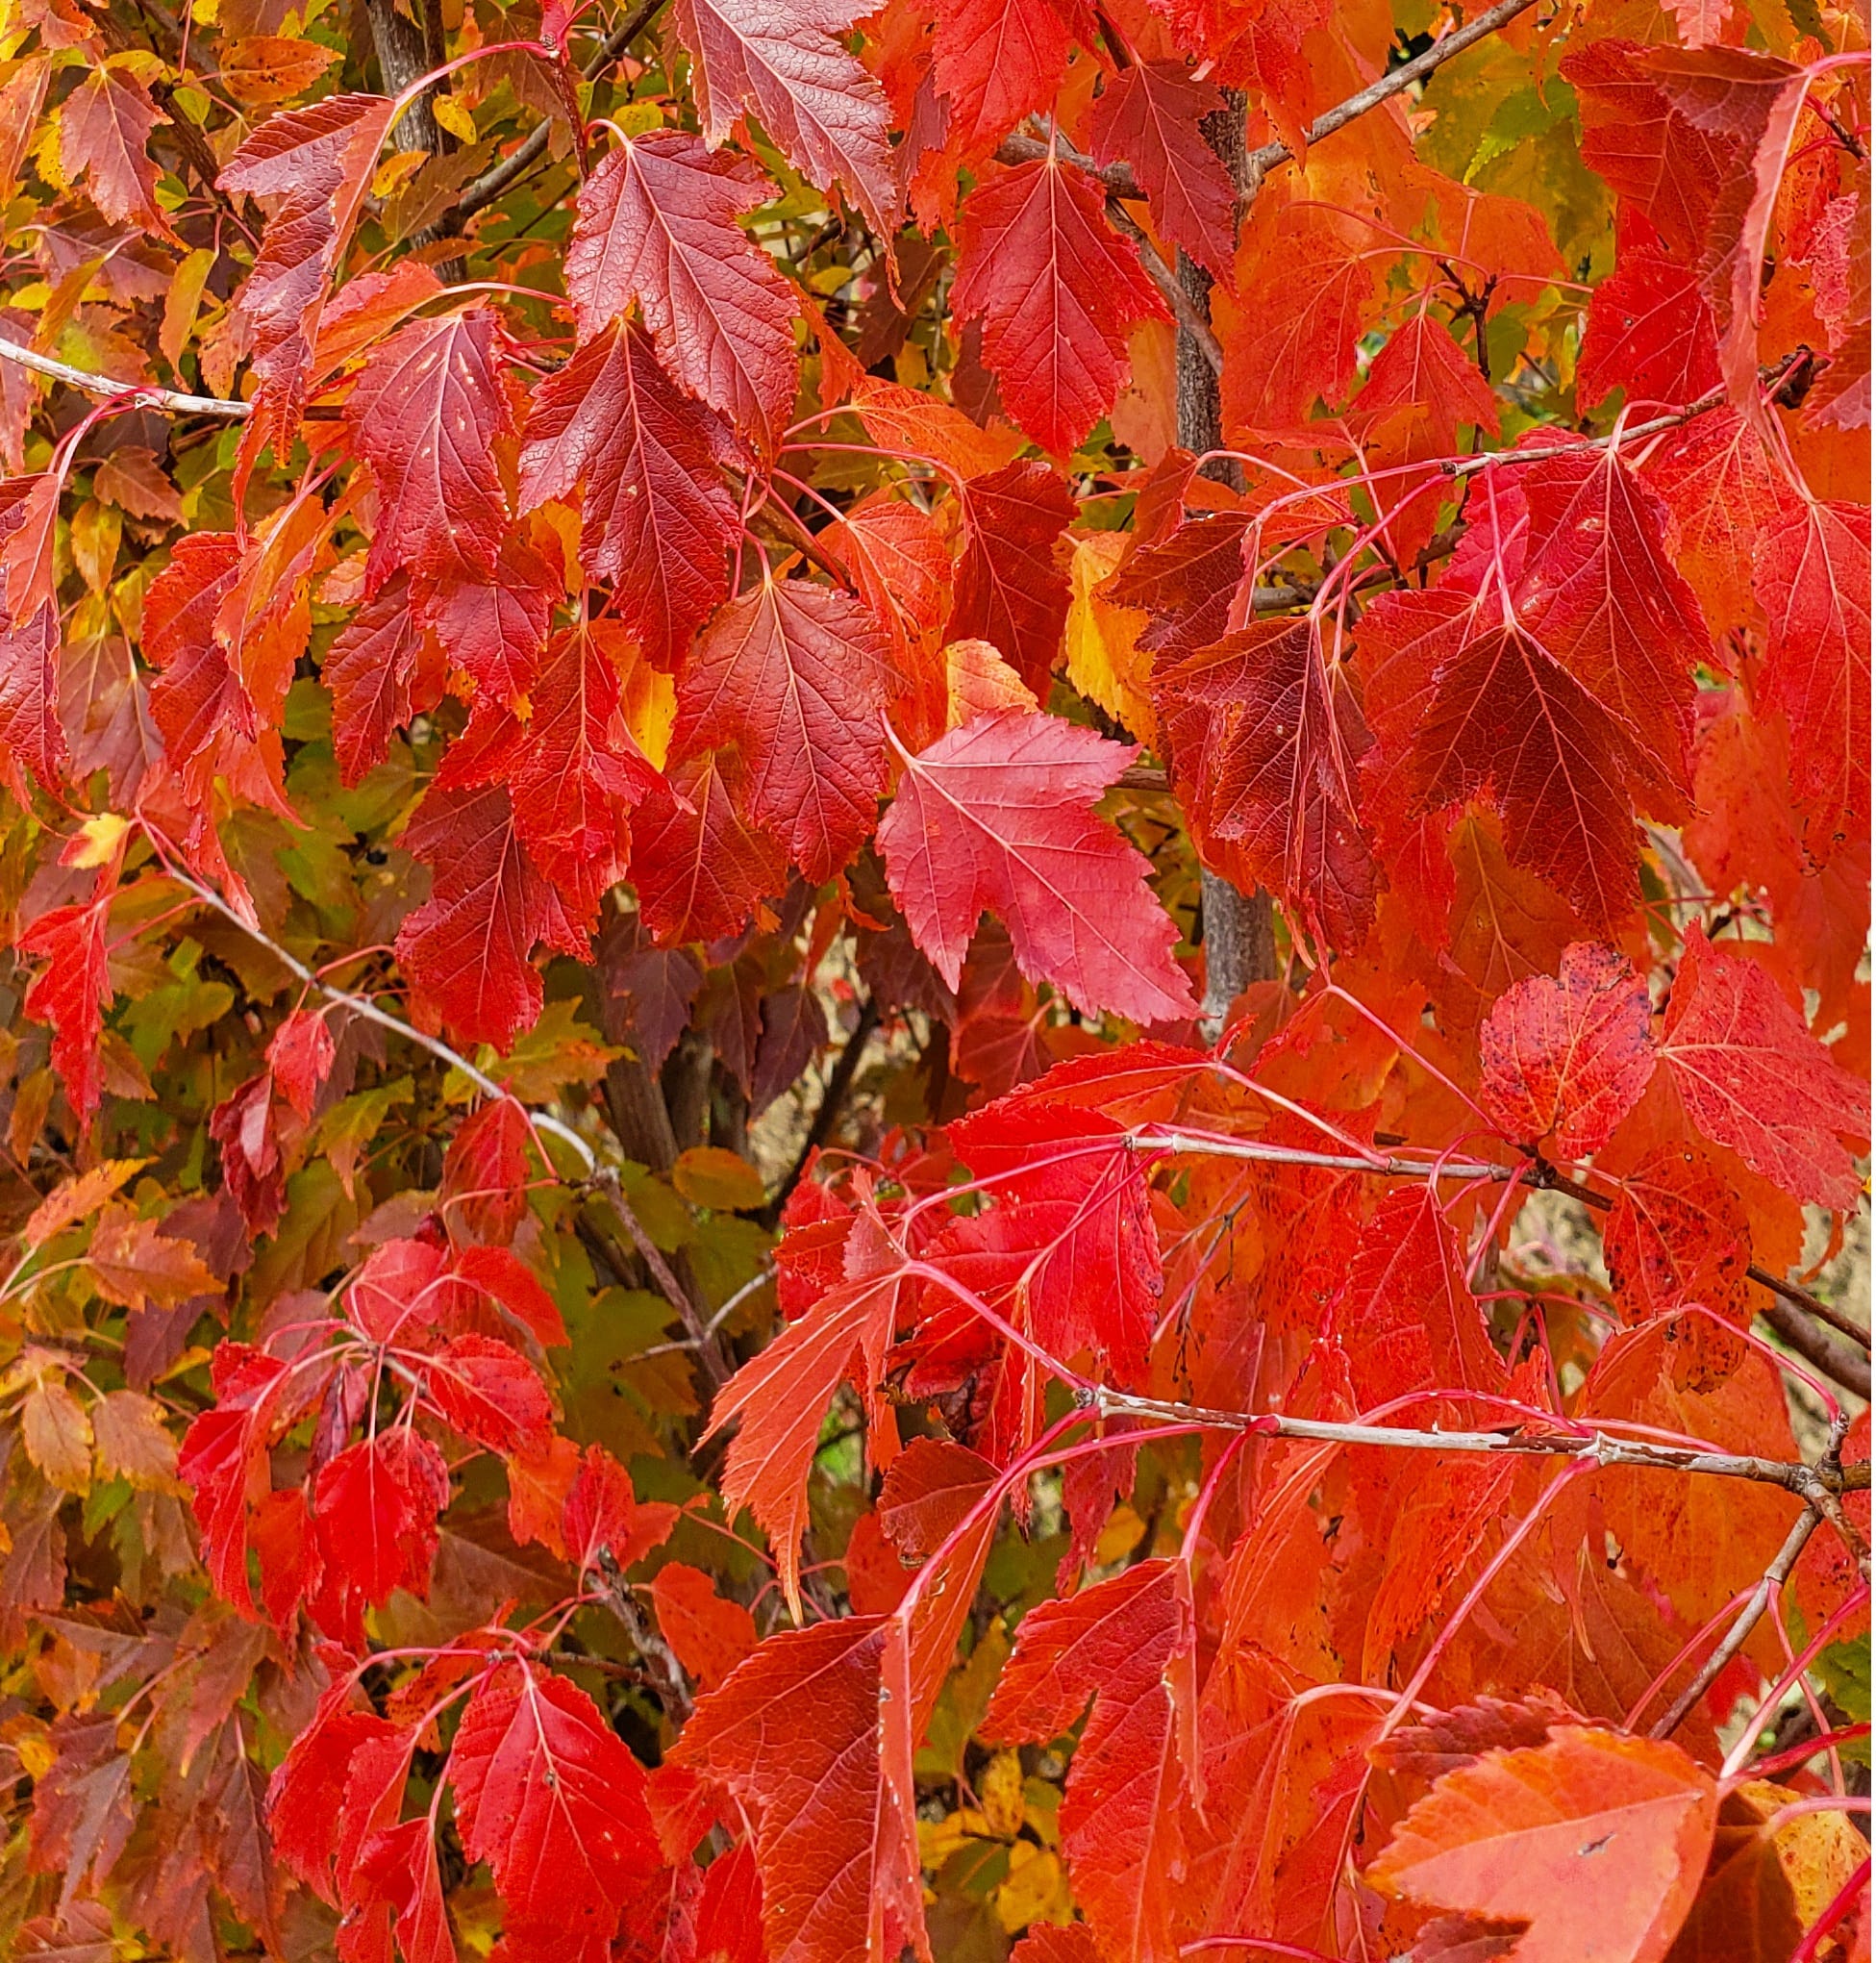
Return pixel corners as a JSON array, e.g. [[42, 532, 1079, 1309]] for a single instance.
[[0, 0, 1870, 1951]]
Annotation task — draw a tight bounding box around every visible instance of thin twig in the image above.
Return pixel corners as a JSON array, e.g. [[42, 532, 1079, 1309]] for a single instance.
[[1088, 1385, 1871, 1495], [0, 335, 252, 420], [169, 861, 596, 1170], [996, 0, 1546, 207], [589, 1166, 731, 1388], [1242, 0, 1546, 198], [1650, 1506, 1820, 1741], [763, 996, 880, 1224], [1535, 1162, 1871, 1381], [439, 0, 669, 231], [1105, 197, 1224, 374]]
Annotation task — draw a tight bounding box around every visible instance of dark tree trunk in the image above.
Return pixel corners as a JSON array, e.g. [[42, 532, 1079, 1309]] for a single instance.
[[1178, 95, 1278, 1033]]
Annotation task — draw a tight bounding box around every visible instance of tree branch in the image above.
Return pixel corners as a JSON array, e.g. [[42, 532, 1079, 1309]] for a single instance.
[[1242, 0, 1546, 200], [438, 0, 670, 233], [1087, 1384, 1870, 1495], [0, 334, 252, 419], [1650, 1505, 1820, 1741]]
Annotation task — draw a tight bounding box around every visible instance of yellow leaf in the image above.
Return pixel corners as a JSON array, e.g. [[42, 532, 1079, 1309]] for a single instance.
[[1065, 532, 1157, 743], [14, 1724, 55, 1781], [994, 1843, 1075, 1933], [618, 642, 676, 768], [371, 149, 426, 199], [672, 1146, 767, 1213], [69, 498, 120, 594], [944, 638, 1035, 732], [1092, 1501, 1147, 1568], [432, 92, 475, 142], [979, 1748, 1026, 1840], [22, 1378, 92, 1493], [160, 246, 215, 369], [66, 811, 132, 871], [22, 1157, 145, 1249]]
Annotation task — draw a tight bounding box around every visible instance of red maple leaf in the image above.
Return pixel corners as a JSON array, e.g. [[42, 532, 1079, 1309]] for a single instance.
[[1157, 617, 1378, 951], [878, 709, 1197, 1025], [673, 571, 898, 883], [1659, 923, 1869, 1210], [344, 308, 516, 600], [944, 460, 1077, 698], [518, 318, 739, 668], [566, 132, 800, 450], [450, 1658, 661, 1960], [951, 155, 1170, 457], [1477, 941, 1656, 1157]]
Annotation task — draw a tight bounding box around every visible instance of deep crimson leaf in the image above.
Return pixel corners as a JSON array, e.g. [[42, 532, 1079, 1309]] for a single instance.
[[1659, 924, 1869, 1210], [562, 1440, 678, 1574], [877, 709, 1198, 1024], [0, 602, 62, 797], [393, 781, 588, 1050], [631, 749, 788, 947], [951, 157, 1169, 456], [208, 1072, 287, 1233], [983, 1559, 1191, 1963], [1477, 942, 1656, 1156], [424, 528, 558, 714], [518, 318, 738, 667], [450, 1659, 660, 1958], [566, 132, 799, 448], [1088, 63, 1236, 281], [944, 460, 1077, 699], [344, 309, 515, 599], [672, 1616, 928, 1963], [1360, 594, 1680, 929], [669, 0, 898, 237], [323, 575, 440, 787], [1512, 446, 1708, 780], [1156, 617, 1378, 951], [673, 573, 897, 882]]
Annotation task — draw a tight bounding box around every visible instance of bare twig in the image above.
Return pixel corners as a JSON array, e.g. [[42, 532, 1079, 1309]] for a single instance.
[[591, 1546, 693, 1719], [439, 0, 669, 232], [1242, 0, 1546, 199], [1650, 1506, 1820, 1741], [0, 335, 252, 419], [169, 861, 596, 1169], [763, 995, 880, 1225], [1087, 1384, 1870, 1495], [589, 1167, 731, 1388], [1105, 197, 1224, 374], [997, 0, 1547, 208], [1533, 1162, 1871, 1394]]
